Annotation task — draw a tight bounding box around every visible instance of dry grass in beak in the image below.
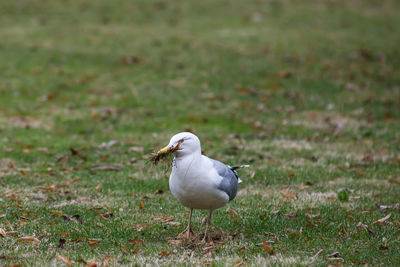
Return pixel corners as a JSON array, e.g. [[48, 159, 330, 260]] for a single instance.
[[151, 139, 184, 165]]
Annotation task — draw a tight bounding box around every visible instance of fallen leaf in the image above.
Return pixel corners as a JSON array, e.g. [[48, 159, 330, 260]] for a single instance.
[[128, 146, 144, 153], [0, 228, 6, 237], [89, 165, 121, 171], [88, 239, 102, 246], [297, 184, 309, 190], [51, 210, 64, 216], [312, 249, 324, 259], [135, 223, 152, 231], [281, 192, 297, 200], [356, 221, 368, 230], [361, 210, 374, 215], [373, 213, 391, 225], [129, 239, 144, 246], [69, 177, 80, 184], [345, 212, 355, 221], [58, 255, 73, 267], [19, 221, 27, 226], [153, 217, 174, 223], [0, 214, 5, 218], [235, 259, 244, 266], [393, 220, 400, 227], [262, 240, 274, 254], [167, 239, 182, 245], [139, 201, 144, 209], [95, 184, 103, 191], [7, 194, 20, 200], [284, 213, 296, 219], [4, 229, 17, 234], [18, 236, 40, 244], [167, 221, 181, 226], [227, 208, 239, 217], [121, 247, 130, 253], [159, 251, 171, 257], [278, 70, 292, 78], [327, 252, 340, 257], [306, 213, 320, 218], [120, 56, 142, 65]]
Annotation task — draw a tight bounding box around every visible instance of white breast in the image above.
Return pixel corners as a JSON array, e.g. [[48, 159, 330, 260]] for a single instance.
[[169, 155, 229, 210]]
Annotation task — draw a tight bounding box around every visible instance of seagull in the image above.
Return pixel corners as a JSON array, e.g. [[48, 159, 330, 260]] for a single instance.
[[156, 132, 248, 241]]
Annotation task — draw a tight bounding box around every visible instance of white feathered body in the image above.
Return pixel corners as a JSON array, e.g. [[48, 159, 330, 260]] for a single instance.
[[169, 154, 229, 210]]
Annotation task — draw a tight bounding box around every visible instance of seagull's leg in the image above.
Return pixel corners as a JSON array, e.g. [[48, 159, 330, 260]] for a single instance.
[[178, 208, 195, 239], [202, 210, 213, 242]]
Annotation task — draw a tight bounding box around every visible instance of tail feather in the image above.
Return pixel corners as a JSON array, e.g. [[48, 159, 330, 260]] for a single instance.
[[230, 164, 250, 171], [230, 165, 249, 184]]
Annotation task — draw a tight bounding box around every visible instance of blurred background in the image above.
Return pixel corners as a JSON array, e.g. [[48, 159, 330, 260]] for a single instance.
[[0, 0, 399, 265]]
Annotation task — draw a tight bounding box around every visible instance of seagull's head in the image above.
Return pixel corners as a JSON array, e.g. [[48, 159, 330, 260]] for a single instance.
[[157, 132, 201, 157]]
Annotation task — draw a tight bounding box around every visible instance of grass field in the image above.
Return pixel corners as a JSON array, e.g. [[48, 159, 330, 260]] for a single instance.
[[0, 0, 399, 265]]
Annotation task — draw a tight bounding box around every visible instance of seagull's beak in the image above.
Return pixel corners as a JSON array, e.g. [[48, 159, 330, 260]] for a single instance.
[[157, 146, 170, 155]]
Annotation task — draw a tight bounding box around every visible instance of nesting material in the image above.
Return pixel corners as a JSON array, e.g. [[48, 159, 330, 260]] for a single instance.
[[150, 139, 184, 165]]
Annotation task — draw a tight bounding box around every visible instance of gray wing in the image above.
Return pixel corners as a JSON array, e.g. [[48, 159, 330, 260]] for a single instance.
[[211, 159, 239, 201]]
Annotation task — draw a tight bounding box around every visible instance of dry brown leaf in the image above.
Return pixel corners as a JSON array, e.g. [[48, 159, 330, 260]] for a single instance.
[[18, 236, 40, 244], [89, 165, 121, 171], [153, 217, 174, 223], [7, 194, 20, 200], [373, 213, 391, 225], [345, 212, 355, 221], [135, 223, 152, 231], [312, 249, 324, 259], [129, 239, 144, 246], [95, 184, 103, 191], [121, 247, 130, 253], [88, 239, 102, 246], [69, 177, 80, 184], [4, 219, 11, 229], [58, 255, 73, 267], [154, 189, 164, 194], [361, 210, 374, 215], [297, 184, 310, 190], [6, 231, 18, 235], [51, 210, 64, 216], [0, 214, 5, 218], [19, 221, 27, 226], [262, 240, 274, 254], [167, 239, 182, 245], [227, 208, 239, 217], [166, 221, 181, 226], [281, 192, 297, 200], [159, 251, 171, 257], [139, 201, 144, 209], [306, 213, 320, 218], [393, 220, 400, 227], [235, 259, 244, 266], [0, 228, 6, 237]]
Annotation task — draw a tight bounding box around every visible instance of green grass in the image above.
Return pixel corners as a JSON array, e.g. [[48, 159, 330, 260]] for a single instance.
[[0, 0, 399, 265]]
